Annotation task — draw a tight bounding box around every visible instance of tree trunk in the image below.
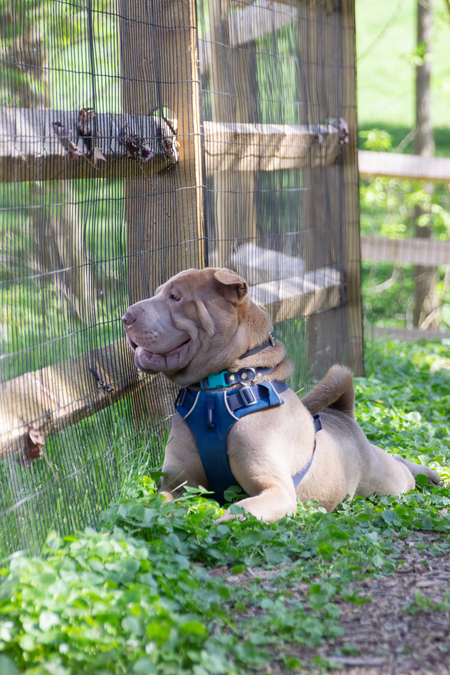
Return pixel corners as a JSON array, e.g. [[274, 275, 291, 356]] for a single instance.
[[413, 0, 439, 329]]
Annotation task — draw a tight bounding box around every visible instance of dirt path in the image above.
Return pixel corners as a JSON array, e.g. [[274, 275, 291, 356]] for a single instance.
[[218, 532, 450, 674], [286, 533, 450, 674]]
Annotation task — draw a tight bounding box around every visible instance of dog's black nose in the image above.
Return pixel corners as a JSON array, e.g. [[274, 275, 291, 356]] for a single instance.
[[122, 311, 136, 328]]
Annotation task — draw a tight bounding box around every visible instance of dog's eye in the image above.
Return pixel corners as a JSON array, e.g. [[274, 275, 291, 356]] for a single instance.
[[170, 293, 181, 302]]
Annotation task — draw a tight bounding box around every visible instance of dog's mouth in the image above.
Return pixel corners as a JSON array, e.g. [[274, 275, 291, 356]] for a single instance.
[[126, 334, 192, 373]]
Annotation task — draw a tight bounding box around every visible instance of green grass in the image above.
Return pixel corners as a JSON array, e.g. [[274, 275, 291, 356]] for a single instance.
[[0, 397, 166, 559], [1, 338, 450, 673]]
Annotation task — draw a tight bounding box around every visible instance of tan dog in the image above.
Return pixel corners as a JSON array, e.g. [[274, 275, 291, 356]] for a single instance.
[[122, 267, 440, 522]]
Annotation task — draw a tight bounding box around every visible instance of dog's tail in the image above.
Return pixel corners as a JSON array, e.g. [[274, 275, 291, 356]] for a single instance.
[[301, 365, 355, 419]]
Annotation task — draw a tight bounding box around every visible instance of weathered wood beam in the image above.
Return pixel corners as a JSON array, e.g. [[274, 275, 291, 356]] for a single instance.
[[0, 338, 153, 461], [204, 120, 343, 172], [199, 0, 297, 75], [371, 326, 450, 341], [0, 108, 344, 182], [250, 267, 342, 323], [0, 107, 175, 183], [359, 150, 450, 183], [200, 0, 340, 73], [118, 0, 205, 426], [361, 236, 450, 267]]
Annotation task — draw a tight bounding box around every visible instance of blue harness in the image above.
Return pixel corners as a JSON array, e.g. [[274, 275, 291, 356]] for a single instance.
[[176, 379, 322, 505]]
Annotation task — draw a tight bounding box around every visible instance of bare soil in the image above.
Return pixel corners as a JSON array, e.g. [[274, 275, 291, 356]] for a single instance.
[[219, 532, 450, 674]]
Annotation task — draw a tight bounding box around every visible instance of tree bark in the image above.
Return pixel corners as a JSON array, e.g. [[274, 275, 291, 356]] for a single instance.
[[413, 0, 439, 329]]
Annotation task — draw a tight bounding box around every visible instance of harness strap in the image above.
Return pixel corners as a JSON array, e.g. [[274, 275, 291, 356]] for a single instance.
[[176, 383, 321, 505], [176, 381, 289, 415], [238, 332, 276, 360], [292, 414, 322, 488]]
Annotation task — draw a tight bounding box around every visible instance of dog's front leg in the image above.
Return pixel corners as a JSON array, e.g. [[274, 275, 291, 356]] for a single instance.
[[159, 413, 209, 500], [219, 481, 297, 523]]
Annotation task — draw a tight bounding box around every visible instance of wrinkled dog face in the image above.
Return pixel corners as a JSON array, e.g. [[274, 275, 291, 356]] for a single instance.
[[122, 268, 254, 386]]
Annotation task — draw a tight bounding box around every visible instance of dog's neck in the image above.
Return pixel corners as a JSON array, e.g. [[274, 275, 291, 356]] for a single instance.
[[189, 332, 293, 391], [228, 301, 293, 383]]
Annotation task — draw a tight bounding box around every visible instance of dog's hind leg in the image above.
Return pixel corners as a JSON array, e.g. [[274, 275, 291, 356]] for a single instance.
[[301, 365, 355, 419], [394, 455, 441, 486]]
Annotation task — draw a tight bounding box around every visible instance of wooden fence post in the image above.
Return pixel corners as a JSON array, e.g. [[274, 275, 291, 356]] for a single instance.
[[118, 0, 204, 300], [207, 0, 258, 267], [341, 0, 364, 375], [118, 0, 205, 421], [298, 0, 363, 378]]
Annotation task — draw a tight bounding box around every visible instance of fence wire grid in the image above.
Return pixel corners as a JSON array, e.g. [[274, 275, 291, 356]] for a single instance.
[[0, 0, 363, 557]]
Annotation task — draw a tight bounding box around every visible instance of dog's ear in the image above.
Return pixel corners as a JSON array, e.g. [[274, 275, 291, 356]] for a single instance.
[[214, 268, 248, 305]]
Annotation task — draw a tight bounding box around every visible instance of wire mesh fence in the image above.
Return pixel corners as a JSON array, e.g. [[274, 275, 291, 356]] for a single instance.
[[0, 0, 363, 557]]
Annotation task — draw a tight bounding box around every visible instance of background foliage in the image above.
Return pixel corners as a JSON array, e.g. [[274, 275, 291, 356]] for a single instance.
[[356, 0, 450, 330]]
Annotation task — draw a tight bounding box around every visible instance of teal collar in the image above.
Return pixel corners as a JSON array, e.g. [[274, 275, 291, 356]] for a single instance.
[[199, 332, 277, 390], [200, 366, 276, 390]]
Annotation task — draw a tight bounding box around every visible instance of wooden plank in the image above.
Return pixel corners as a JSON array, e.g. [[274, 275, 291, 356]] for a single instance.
[[341, 0, 364, 376], [200, 0, 339, 75], [206, 0, 259, 267], [0, 338, 154, 460], [250, 267, 342, 323], [0, 107, 174, 183], [118, 0, 204, 426], [0, 108, 344, 181], [371, 326, 450, 341], [361, 236, 450, 266], [118, 0, 204, 300], [228, 243, 305, 285], [359, 150, 450, 183], [200, 0, 297, 74], [204, 120, 342, 172]]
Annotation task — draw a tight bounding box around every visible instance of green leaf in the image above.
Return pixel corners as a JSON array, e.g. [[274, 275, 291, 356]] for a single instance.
[[317, 542, 335, 557], [284, 655, 302, 669], [179, 620, 208, 637], [121, 616, 143, 636], [218, 585, 232, 601], [231, 564, 247, 575]]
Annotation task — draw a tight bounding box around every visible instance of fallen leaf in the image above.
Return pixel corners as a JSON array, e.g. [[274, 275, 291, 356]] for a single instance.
[[93, 146, 106, 166]]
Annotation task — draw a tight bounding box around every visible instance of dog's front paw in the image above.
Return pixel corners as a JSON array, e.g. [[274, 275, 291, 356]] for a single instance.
[[217, 506, 246, 523]]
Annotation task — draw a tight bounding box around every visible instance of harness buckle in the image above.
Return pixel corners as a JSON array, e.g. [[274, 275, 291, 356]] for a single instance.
[[239, 385, 257, 407], [200, 371, 229, 389]]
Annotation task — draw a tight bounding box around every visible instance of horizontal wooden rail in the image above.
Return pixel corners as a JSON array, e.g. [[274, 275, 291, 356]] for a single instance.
[[200, 0, 297, 74], [372, 326, 450, 342], [250, 267, 342, 323], [204, 120, 343, 172], [1, 264, 342, 459], [359, 150, 450, 183], [0, 338, 153, 461], [199, 0, 340, 73], [0, 108, 345, 182], [361, 236, 450, 267], [0, 108, 175, 183]]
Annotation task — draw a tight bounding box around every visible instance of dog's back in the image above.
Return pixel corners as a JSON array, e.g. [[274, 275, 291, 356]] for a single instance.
[[301, 365, 355, 419]]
